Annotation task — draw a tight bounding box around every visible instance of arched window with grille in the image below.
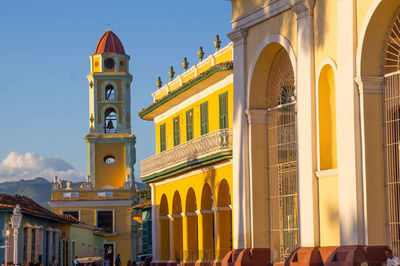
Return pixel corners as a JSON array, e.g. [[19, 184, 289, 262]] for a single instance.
[[266, 48, 298, 263], [384, 12, 400, 255]]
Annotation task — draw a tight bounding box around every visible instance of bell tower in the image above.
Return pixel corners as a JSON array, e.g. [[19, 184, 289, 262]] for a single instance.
[[85, 30, 135, 189]]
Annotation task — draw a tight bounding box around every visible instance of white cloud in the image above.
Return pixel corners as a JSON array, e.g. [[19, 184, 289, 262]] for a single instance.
[[0, 152, 85, 182]]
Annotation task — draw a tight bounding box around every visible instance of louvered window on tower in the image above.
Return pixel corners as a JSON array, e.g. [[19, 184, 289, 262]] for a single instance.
[[105, 108, 117, 133], [97, 210, 113, 233], [105, 85, 115, 100]]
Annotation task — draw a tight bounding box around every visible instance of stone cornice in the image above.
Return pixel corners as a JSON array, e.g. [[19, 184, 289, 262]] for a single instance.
[[227, 28, 248, 46], [245, 109, 268, 124], [230, 0, 293, 30], [292, 0, 315, 20], [354, 76, 384, 95]]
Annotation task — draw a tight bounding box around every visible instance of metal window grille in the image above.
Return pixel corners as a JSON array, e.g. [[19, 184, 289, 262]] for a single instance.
[[267, 49, 298, 263], [385, 71, 400, 256]]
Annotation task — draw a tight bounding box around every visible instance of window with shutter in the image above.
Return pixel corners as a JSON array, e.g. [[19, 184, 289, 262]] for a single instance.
[[173, 116, 180, 146], [186, 109, 193, 141], [219, 92, 228, 129], [160, 123, 166, 152], [200, 102, 209, 135]]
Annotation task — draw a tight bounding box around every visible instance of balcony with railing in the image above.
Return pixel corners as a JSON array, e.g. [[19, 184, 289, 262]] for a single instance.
[[141, 128, 232, 179]]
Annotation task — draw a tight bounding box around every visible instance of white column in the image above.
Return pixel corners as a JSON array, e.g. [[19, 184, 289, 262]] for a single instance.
[[227, 27, 251, 249], [292, 0, 317, 247], [13, 227, 19, 266], [354, 76, 384, 245], [55, 230, 59, 264], [336, 0, 364, 245], [47, 229, 54, 261]]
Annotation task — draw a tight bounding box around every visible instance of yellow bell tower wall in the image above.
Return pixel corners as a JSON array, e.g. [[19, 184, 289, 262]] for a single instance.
[[94, 143, 126, 189]]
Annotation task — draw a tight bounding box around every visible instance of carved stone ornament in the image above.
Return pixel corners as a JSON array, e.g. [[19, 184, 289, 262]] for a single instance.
[[89, 81, 94, 89]]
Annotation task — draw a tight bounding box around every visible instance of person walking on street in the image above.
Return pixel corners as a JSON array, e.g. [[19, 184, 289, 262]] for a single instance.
[[115, 254, 121, 266], [386, 249, 400, 266]]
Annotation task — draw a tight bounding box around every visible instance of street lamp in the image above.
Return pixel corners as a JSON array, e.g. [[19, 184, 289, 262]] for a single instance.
[[11, 205, 22, 266], [2, 223, 10, 264]]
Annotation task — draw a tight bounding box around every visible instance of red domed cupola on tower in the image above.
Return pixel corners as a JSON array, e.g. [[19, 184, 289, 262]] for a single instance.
[[89, 30, 130, 73], [94, 30, 126, 55]]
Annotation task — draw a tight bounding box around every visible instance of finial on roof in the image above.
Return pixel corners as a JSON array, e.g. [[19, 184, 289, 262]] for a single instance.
[[182, 58, 189, 72], [214, 35, 221, 51], [169, 66, 175, 81], [106, 23, 111, 31], [157, 77, 162, 89], [198, 47, 205, 62]]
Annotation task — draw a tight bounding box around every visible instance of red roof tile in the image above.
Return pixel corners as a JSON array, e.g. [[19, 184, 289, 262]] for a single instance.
[[94, 30, 125, 55], [0, 194, 75, 223]]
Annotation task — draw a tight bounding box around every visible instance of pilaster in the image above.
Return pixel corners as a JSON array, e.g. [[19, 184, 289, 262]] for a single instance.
[[336, 0, 364, 245], [292, 0, 318, 247], [227, 27, 251, 249]]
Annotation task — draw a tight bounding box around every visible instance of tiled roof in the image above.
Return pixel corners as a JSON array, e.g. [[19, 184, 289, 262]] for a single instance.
[[94, 30, 125, 55], [0, 194, 76, 223]]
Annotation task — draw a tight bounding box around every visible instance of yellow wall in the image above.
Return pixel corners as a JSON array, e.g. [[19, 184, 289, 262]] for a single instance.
[[314, 0, 337, 69], [231, 0, 265, 20], [94, 143, 126, 189], [318, 65, 337, 170], [153, 163, 233, 260], [318, 175, 340, 246], [53, 205, 132, 264], [93, 58, 101, 72], [155, 84, 233, 153]]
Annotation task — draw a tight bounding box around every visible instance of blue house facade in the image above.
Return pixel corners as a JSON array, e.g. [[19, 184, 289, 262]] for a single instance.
[[0, 194, 74, 266]]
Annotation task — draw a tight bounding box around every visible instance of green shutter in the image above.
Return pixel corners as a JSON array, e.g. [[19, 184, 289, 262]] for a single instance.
[[160, 123, 166, 152], [200, 102, 209, 135], [219, 92, 228, 129], [173, 116, 180, 146], [186, 109, 193, 141]]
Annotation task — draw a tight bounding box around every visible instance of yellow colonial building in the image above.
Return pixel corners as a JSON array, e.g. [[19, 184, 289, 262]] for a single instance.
[[219, 0, 400, 265], [49, 30, 137, 265], [139, 42, 233, 265]]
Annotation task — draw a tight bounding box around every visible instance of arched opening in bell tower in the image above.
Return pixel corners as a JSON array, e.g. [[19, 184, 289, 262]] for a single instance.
[[104, 107, 117, 134], [105, 85, 115, 100]]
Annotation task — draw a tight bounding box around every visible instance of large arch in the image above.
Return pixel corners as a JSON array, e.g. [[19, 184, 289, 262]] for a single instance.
[[198, 183, 214, 261], [184, 188, 198, 262], [246, 35, 298, 263], [215, 179, 232, 260], [172, 191, 183, 261], [355, 0, 400, 250], [159, 194, 170, 261]]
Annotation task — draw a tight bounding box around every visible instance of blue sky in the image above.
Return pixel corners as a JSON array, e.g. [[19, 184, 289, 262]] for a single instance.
[[0, 1, 232, 182]]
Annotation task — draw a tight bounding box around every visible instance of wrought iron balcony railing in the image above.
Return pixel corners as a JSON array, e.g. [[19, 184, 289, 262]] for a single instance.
[[141, 128, 232, 178]]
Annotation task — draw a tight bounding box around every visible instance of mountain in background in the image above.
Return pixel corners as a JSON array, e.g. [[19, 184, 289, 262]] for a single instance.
[[0, 177, 148, 209]]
